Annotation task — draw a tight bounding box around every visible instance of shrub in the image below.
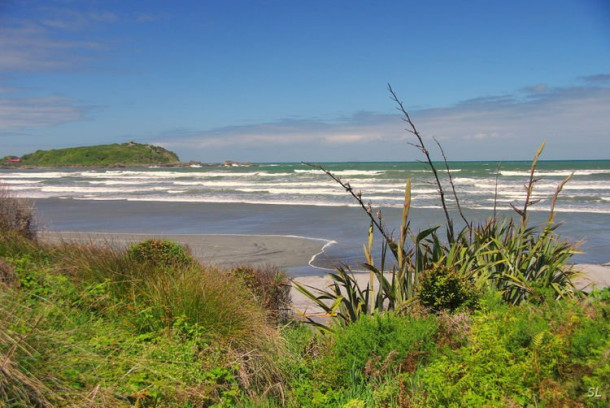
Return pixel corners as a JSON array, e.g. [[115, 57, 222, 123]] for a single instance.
[[0, 184, 35, 239], [323, 313, 438, 387], [128, 239, 192, 267], [137, 265, 287, 392], [1, 231, 288, 402], [231, 265, 292, 322], [417, 266, 480, 313], [0, 258, 17, 287]]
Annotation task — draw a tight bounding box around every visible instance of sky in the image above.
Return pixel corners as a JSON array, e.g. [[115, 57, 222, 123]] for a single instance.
[[1, 0, 609, 163]]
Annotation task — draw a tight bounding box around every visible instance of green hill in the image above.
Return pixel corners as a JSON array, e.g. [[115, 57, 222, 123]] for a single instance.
[[10, 142, 180, 167]]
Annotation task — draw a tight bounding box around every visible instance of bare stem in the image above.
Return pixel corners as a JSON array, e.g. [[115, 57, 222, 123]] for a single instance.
[[510, 142, 545, 225], [434, 138, 469, 229], [493, 162, 502, 220], [388, 84, 455, 242], [302, 162, 396, 246], [548, 172, 573, 226]]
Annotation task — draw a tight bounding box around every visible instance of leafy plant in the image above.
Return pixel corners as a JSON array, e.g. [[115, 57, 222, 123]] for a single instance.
[[231, 265, 292, 322], [417, 265, 479, 312], [295, 87, 578, 329], [128, 239, 193, 268], [0, 183, 36, 239]]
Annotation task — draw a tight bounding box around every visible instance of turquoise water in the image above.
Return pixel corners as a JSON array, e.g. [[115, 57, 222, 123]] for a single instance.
[[2, 160, 609, 214]]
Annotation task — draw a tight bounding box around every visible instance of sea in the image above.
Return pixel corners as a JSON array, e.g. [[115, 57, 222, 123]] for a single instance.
[[1, 160, 609, 270]]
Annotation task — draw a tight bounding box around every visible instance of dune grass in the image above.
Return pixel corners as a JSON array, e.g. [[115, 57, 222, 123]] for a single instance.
[[0, 183, 36, 239], [0, 229, 287, 406]]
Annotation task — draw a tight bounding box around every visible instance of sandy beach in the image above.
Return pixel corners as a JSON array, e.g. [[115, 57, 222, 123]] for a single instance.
[[39, 231, 330, 269], [39, 230, 334, 313], [39, 230, 609, 317]]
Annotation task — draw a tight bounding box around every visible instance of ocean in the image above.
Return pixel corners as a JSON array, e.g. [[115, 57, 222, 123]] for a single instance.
[[2, 160, 609, 268]]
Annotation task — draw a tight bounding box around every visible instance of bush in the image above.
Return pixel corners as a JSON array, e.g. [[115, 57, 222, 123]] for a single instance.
[[128, 239, 192, 267], [231, 265, 292, 322], [324, 313, 438, 387], [418, 266, 480, 313], [412, 292, 610, 407], [0, 184, 35, 239]]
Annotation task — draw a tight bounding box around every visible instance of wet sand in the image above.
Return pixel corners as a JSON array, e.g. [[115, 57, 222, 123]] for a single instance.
[[39, 231, 330, 269]]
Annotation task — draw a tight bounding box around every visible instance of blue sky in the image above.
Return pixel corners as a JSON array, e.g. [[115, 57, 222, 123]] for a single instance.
[[1, 0, 609, 162]]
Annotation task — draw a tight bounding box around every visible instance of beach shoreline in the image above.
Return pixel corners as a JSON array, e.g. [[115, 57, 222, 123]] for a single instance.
[[39, 230, 609, 315], [39, 231, 331, 270]]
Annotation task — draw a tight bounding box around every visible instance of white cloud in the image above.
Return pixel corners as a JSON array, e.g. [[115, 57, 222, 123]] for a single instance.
[[38, 6, 118, 30], [154, 79, 610, 162], [324, 134, 371, 144]]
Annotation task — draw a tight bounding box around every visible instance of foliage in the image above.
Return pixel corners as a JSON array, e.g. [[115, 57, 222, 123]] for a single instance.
[[0, 183, 36, 239], [231, 265, 292, 322], [411, 290, 609, 407], [473, 217, 578, 305], [327, 313, 438, 386], [127, 239, 193, 268], [267, 290, 608, 407], [0, 230, 284, 406], [417, 265, 480, 312], [14, 141, 180, 167]]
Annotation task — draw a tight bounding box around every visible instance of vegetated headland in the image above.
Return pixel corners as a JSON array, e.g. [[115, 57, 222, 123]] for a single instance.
[[1, 142, 252, 169]]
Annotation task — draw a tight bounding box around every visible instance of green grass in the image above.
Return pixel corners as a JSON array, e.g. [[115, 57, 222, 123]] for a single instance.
[[0, 232, 284, 406]]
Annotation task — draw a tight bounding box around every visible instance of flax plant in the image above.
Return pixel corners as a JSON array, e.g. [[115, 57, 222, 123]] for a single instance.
[[293, 178, 439, 328], [475, 154, 578, 304], [295, 88, 579, 328]]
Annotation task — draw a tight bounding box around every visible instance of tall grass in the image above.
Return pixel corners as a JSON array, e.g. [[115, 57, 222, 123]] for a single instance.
[[54, 239, 286, 386], [0, 224, 286, 404], [231, 265, 292, 323], [0, 299, 56, 407]]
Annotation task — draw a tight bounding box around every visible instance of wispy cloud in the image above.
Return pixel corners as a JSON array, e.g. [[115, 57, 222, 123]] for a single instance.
[[415, 83, 610, 144], [133, 13, 168, 24], [0, 93, 89, 130], [40, 8, 118, 30], [0, 0, 119, 74], [158, 114, 398, 150], [0, 20, 106, 72], [581, 73, 610, 83], [155, 78, 610, 161]]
